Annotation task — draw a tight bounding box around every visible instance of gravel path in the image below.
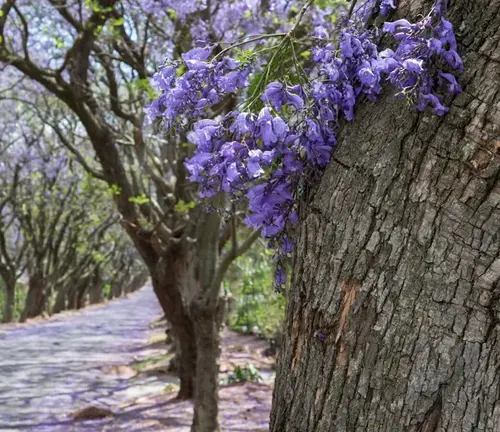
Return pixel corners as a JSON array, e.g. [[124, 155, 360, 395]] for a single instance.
[[0, 285, 168, 432]]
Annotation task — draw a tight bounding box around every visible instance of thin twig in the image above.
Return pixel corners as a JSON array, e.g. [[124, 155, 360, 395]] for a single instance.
[[348, 0, 359, 19], [212, 33, 287, 62]]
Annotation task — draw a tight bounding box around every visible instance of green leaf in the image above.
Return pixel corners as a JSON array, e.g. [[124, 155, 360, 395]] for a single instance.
[[93, 25, 103, 36], [133, 78, 157, 99], [112, 17, 124, 26], [109, 184, 121, 196], [55, 36, 65, 49], [128, 194, 150, 205], [176, 64, 187, 77], [234, 48, 255, 64], [166, 9, 177, 20], [175, 200, 196, 214], [300, 50, 311, 59]]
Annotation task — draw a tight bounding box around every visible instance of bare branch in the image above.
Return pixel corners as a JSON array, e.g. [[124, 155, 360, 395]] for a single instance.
[[206, 228, 261, 306]]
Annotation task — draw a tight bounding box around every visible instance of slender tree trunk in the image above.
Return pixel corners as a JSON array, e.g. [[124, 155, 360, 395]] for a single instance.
[[111, 279, 123, 298], [52, 284, 68, 314], [68, 283, 78, 309], [188, 210, 227, 432], [191, 299, 224, 432], [76, 282, 88, 309], [89, 276, 103, 304], [2, 279, 16, 323], [271, 1, 500, 431], [21, 273, 46, 321]]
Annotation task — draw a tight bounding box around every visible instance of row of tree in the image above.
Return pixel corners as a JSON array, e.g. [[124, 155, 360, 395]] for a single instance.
[[0, 2, 275, 429], [0, 118, 147, 322]]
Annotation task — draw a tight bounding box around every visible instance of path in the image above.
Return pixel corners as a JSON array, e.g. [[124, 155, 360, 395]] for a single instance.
[[0, 285, 169, 431]]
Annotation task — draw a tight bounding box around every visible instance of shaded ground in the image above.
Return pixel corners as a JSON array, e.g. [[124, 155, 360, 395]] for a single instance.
[[104, 381, 273, 431], [0, 285, 275, 431], [103, 329, 275, 431]]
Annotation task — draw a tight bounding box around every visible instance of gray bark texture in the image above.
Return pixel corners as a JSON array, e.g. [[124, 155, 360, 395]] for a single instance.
[[270, 0, 500, 431], [1, 278, 15, 323], [21, 272, 47, 322]]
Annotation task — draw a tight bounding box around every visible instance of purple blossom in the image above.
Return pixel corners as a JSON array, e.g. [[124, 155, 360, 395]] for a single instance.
[[380, 0, 397, 16], [257, 108, 289, 147], [312, 26, 329, 39], [153, 0, 463, 289], [261, 82, 304, 111], [181, 45, 215, 61]]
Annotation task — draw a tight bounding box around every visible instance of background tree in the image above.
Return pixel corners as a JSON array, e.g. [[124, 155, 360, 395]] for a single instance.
[[0, 163, 27, 323], [0, 102, 146, 322], [0, 97, 33, 322], [0, 1, 279, 429]]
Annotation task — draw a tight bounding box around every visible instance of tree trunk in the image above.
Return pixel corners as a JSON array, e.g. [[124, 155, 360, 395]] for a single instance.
[[52, 283, 68, 314], [191, 299, 224, 432], [2, 279, 15, 323], [151, 247, 198, 400], [67, 283, 78, 309], [111, 279, 123, 298], [21, 273, 46, 321], [76, 282, 88, 309], [270, 1, 500, 431], [89, 274, 103, 304]]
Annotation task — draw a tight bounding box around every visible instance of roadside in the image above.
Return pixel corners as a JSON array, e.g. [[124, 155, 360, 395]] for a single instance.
[[0, 283, 276, 431], [0, 289, 143, 333], [89, 328, 277, 431], [0, 285, 164, 432]]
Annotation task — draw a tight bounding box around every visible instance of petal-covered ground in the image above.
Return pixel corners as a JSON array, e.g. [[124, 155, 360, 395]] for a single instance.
[[0, 285, 275, 431]]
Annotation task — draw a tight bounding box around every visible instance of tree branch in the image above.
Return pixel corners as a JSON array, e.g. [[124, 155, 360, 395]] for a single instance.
[[206, 228, 261, 306]]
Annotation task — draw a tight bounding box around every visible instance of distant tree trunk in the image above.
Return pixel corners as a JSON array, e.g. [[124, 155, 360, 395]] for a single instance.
[[67, 283, 78, 310], [111, 279, 123, 299], [124, 270, 148, 293], [52, 284, 68, 314], [89, 271, 104, 304], [76, 281, 89, 309], [270, 1, 500, 431], [21, 272, 46, 321], [2, 277, 16, 323]]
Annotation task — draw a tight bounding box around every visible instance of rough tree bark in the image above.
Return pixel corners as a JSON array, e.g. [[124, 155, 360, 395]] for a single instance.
[[270, 1, 500, 431], [88, 271, 104, 304], [1, 276, 15, 323], [21, 271, 46, 321], [151, 244, 198, 400]]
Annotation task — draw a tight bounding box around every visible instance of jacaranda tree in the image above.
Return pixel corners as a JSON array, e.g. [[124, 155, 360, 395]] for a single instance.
[[0, 109, 146, 322], [0, 1, 287, 429]]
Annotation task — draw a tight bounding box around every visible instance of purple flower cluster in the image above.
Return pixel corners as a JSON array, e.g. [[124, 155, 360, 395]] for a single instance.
[[143, 0, 287, 44], [184, 108, 300, 239], [150, 0, 463, 289], [382, 11, 463, 115], [354, 0, 397, 22], [146, 45, 251, 127]]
